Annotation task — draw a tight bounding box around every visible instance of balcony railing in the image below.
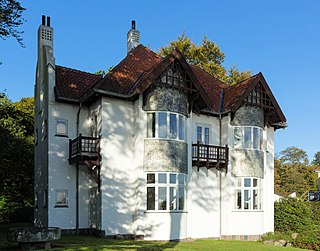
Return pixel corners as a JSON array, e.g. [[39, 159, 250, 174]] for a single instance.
[[192, 142, 229, 172], [69, 134, 100, 164]]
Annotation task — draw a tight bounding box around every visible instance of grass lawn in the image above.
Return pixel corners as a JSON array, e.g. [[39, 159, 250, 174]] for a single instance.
[[0, 224, 310, 251]]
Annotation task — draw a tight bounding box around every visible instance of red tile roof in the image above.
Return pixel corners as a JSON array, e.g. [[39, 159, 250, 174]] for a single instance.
[[191, 65, 228, 111], [222, 73, 260, 111], [55, 66, 101, 101], [54, 44, 286, 125]]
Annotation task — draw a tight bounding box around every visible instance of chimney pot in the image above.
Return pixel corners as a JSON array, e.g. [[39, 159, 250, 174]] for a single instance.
[[47, 16, 51, 27], [42, 15, 46, 25]]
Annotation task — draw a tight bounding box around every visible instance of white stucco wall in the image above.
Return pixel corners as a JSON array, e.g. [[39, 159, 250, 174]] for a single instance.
[[100, 97, 136, 235]]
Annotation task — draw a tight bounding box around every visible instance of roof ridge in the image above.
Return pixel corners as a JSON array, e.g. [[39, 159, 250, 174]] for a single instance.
[[56, 65, 101, 77]]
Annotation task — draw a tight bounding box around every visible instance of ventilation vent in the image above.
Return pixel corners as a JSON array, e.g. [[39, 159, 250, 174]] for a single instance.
[[41, 28, 52, 41]]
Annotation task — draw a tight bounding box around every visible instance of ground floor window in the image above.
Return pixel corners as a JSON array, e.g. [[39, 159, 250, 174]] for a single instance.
[[234, 177, 262, 210], [146, 172, 186, 211]]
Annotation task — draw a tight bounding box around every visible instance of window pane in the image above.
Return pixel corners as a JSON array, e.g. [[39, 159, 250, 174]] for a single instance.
[[259, 129, 263, 150], [158, 113, 167, 138], [236, 190, 242, 209], [204, 128, 210, 144], [244, 178, 251, 187], [147, 187, 155, 210], [237, 178, 242, 187], [56, 120, 67, 135], [253, 189, 258, 209], [169, 113, 177, 139], [234, 127, 242, 149], [253, 127, 260, 149], [147, 174, 155, 184], [179, 115, 185, 140], [158, 173, 166, 184], [178, 187, 185, 210], [56, 190, 67, 205], [147, 113, 155, 138], [244, 127, 252, 148], [178, 174, 185, 185], [244, 190, 251, 209], [253, 178, 258, 187], [197, 126, 202, 143], [158, 187, 167, 210], [170, 187, 176, 210], [170, 174, 176, 184]]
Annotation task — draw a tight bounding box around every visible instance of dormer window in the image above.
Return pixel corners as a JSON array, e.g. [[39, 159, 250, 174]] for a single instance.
[[147, 112, 186, 141], [234, 126, 263, 150]]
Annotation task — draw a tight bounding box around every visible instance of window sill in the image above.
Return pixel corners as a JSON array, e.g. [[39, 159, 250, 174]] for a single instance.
[[232, 210, 264, 212], [55, 134, 69, 138], [144, 138, 187, 143], [54, 205, 69, 208], [144, 210, 188, 214]]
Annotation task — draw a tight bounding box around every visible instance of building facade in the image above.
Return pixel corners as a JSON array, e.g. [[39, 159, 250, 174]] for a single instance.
[[34, 17, 287, 240]]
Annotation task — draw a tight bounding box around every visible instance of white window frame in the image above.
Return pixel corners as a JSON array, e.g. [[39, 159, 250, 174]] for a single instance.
[[55, 189, 68, 207], [146, 172, 186, 212], [55, 119, 68, 137], [234, 126, 263, 150], [147, 112, 186, 142], [195, 123, 211, 144], [234, 177, 262, 211]]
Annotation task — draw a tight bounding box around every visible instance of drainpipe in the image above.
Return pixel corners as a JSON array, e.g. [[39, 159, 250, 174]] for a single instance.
[[218, 90, 224, 239], [76, 103, 82, 235]]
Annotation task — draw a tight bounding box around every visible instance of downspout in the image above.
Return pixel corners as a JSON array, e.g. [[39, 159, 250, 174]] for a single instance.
[[218, 90, 224, 239], [76, 103, 82, 235]]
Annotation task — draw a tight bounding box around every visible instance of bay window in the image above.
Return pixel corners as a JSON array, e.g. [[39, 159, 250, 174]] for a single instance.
[[235, 177, 262, 210], [147, 112, 186, 141], [146, 173, 186, 211], [234, 126, 263, 150]]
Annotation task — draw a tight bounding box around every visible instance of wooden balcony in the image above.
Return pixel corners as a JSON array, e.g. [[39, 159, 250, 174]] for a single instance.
[[69, 134, 100, 165], [192, 142, 229, 172]]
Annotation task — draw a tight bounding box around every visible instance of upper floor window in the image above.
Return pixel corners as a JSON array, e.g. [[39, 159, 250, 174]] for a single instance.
[[56, 119, 68, 137], [196, 125, 210, 144], [235, 177, 262, 210], [234, 126, 263, 150], [146, 173, 186, 211], [147, 112, 186, 141]]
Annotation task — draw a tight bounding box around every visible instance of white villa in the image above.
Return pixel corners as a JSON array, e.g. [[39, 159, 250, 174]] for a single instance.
[[34, 16, 287, 240]]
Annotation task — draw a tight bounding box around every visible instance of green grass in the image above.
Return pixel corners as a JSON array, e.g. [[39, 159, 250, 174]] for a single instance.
[[0, 224, 310, 251]]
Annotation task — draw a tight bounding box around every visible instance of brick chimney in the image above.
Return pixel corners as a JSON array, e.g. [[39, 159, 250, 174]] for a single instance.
[[127, 20, 140, 53]]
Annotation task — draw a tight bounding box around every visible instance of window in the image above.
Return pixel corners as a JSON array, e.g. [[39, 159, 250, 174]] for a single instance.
[[234, 177, 262, 210], [56, 119, 68, 137], [147, 112, 186, 141], [146, 173, 186, 211], [55, 190, 68, 207], [234, 126, 263, 150], [196, 125, 210, 144]]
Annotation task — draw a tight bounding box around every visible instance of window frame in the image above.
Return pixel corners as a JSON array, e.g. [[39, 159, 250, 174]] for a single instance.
[[55, 119, 68, 137], [146, 112, 186, 142], [234, 177, 262, 211], [55, 189, 68, 207], [234, 126, 263, 150], [146, 172, 186, 212]]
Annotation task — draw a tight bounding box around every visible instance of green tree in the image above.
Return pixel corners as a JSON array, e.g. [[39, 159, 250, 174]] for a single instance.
[[275, 146, 317, 197], [0, 94, 34, 222], [312, 151, 320, 166], [277, 146, 309, 165], [160, 33, 252, 85], [0, 0, 26, 46]]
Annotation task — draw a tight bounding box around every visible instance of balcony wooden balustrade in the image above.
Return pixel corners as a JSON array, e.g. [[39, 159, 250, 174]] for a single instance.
[[69, 134, 100, 165], [192, 142, 229, 172]]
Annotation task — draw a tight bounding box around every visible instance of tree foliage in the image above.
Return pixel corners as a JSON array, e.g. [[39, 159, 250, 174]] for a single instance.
[[312, 151, 320, 166], [275, 146, 317, 197], [0, 94, 34, 222], [160, 33, 252, 85], [0, 0, 25, 46]]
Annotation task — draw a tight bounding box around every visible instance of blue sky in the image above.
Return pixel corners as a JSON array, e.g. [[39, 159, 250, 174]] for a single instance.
[[1, 0, 319, 160]]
